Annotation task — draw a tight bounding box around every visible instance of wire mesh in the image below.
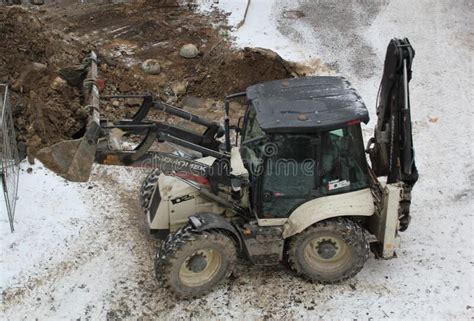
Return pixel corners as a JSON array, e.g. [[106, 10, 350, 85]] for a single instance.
[[1, 84, 20, 232]]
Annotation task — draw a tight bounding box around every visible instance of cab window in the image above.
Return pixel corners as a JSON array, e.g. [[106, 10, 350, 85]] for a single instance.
[[242, 106, 264, 142], [319, 125, 368, 195]]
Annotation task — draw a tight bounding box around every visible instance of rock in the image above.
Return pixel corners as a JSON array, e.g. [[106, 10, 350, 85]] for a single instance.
[[59, 65, 86, 87], [27, 153, 35, 165], [126, 98, 143, 107], [180, 44, 199, 59], [31, 62, 47, 72], [182, 95, 205, 109], [103, 56, 117, 67], [282, 10, 306, 19], [112, 100, 120, 107], [50, 76, 67, 92], [141, 59, 161, 75], [171, 81, 188, 96]]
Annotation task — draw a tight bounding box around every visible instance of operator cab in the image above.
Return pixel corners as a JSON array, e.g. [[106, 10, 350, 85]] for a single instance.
[[240, 76, 370, 219]]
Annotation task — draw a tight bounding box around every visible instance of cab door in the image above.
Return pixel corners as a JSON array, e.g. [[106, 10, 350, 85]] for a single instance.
[[239, 105, 267, 218], [258, 134, 318, 218]]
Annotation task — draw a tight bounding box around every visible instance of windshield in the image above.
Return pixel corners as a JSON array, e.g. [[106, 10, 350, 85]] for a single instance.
[[242, 105, 265, 142], [240, 105, 267, 176]]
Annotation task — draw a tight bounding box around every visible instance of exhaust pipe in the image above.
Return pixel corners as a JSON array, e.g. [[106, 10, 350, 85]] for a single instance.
[[36, 52, 101, 182]]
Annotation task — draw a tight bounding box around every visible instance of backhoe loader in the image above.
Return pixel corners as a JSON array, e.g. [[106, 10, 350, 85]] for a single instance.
[[36, 38, 418, 298]]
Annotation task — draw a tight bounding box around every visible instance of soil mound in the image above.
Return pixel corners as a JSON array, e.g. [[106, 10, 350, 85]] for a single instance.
[[1, 4, 300, 158], [0, 7, 85, 156]]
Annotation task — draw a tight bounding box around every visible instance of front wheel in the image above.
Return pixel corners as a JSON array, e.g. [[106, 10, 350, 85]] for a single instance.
[[287, 218, 369, 283], [155, 225, 237, 298], [140, 169, 160, 210]]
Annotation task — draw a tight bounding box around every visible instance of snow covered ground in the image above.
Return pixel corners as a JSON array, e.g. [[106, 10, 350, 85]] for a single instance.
[[2, 0, 473, 319]]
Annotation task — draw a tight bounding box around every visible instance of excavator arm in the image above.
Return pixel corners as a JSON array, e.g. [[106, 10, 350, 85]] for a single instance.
[[367, 38, 419, 231], [368, 38, 418, 185]]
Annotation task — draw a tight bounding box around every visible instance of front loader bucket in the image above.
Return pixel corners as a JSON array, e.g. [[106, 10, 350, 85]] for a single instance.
[[36, 137, 96, 182], [36, 52, 101, 182]]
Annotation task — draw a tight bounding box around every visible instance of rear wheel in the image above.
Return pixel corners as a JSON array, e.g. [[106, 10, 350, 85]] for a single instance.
[[155, 225, 237, 298], [140, 169, 160, 210], [287, 218, 369, 283]]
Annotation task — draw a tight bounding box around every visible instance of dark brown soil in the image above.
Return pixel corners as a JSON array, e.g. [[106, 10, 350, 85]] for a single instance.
[[189, 47, 294, 98], [0, 2, 299, 157], [0, 7, 87, 155]]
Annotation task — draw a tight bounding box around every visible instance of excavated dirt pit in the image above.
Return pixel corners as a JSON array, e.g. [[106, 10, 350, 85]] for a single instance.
[[0, 2, 309, 158]]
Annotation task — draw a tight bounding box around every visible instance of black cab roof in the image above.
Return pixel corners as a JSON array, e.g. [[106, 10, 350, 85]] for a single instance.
[[246, 76, 369, 133]]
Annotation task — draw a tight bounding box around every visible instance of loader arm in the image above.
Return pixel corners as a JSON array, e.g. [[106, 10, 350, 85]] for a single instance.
[[36, 51, 227, 182], [367, 38, 419, 231]]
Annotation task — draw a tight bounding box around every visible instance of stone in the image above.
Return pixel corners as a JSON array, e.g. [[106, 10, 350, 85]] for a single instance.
[[103, 56, 117, 67], [59, 65, 86, 87], [182, 95, 205, 109], [31, 62, 47, 72], [179, 44, 199, 59], [141, 59, 161, 75], [27, 153, 35, 165], [126, 98, 143, 107], [50, 76, 67, 92], [100, 63, 108, 72], [283, 10, 306, 19], [171, 81, 188, 96]]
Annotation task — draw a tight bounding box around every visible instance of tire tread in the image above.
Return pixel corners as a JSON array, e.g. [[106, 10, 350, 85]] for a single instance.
[[155, 225, 237, 298], [287, 217, 369, 284]]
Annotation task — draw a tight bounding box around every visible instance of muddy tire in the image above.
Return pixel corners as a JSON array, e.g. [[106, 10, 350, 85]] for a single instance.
[[140, 169, 160, 210], [287, 218, 369, 283], [155, 225, 237, 298]]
